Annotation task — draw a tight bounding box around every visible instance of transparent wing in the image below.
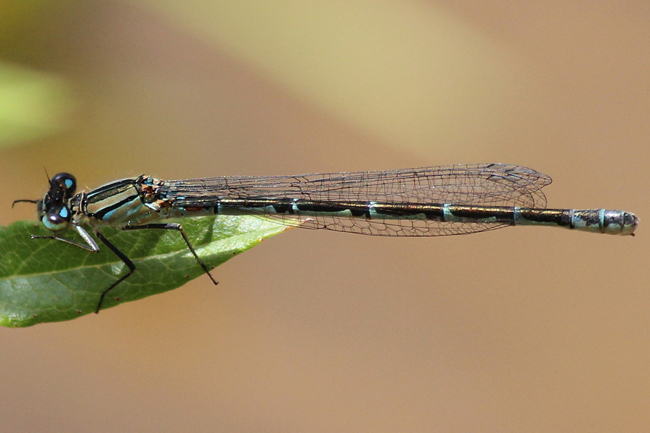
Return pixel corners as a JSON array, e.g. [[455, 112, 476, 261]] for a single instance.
[[162, 163, 552, 237]]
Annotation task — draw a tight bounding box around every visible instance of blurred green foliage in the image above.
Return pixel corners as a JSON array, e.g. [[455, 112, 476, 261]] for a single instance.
[[0, 61, 77, 147]]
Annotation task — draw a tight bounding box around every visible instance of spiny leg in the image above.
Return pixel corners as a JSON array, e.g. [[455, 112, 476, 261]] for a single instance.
[[33, 223, 218, 313], [28, 225, 128, 314], [122, 223, 219, 285], [94, 231, 136, 314], [30, 224, 101, 252]]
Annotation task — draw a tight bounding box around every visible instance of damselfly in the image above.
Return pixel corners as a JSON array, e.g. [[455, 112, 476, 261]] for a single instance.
[[13, 163, 637, 313]]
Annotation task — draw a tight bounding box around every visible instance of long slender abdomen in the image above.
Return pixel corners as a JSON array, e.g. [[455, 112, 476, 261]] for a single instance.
[[209, 199, 638, 236]]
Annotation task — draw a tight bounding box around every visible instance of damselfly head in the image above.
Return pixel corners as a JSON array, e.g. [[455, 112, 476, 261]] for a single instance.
[[12, 173, 77, 232], [37, 173, 77, 233]]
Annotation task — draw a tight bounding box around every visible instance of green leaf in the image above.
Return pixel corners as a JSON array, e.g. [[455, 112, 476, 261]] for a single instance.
[[0, 215, 294, 327]]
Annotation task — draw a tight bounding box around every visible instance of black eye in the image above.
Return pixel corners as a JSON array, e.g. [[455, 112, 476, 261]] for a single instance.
[[42, 205, 72, 232], [50, 173, 77, 198]]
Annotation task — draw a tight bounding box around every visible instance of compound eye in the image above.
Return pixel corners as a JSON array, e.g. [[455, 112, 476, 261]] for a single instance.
[[50, 173, 77, 198], [42, 205, 71, 232]]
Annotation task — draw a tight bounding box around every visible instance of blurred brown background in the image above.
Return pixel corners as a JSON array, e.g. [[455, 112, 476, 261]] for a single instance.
[[0, 1, 648, 432]]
